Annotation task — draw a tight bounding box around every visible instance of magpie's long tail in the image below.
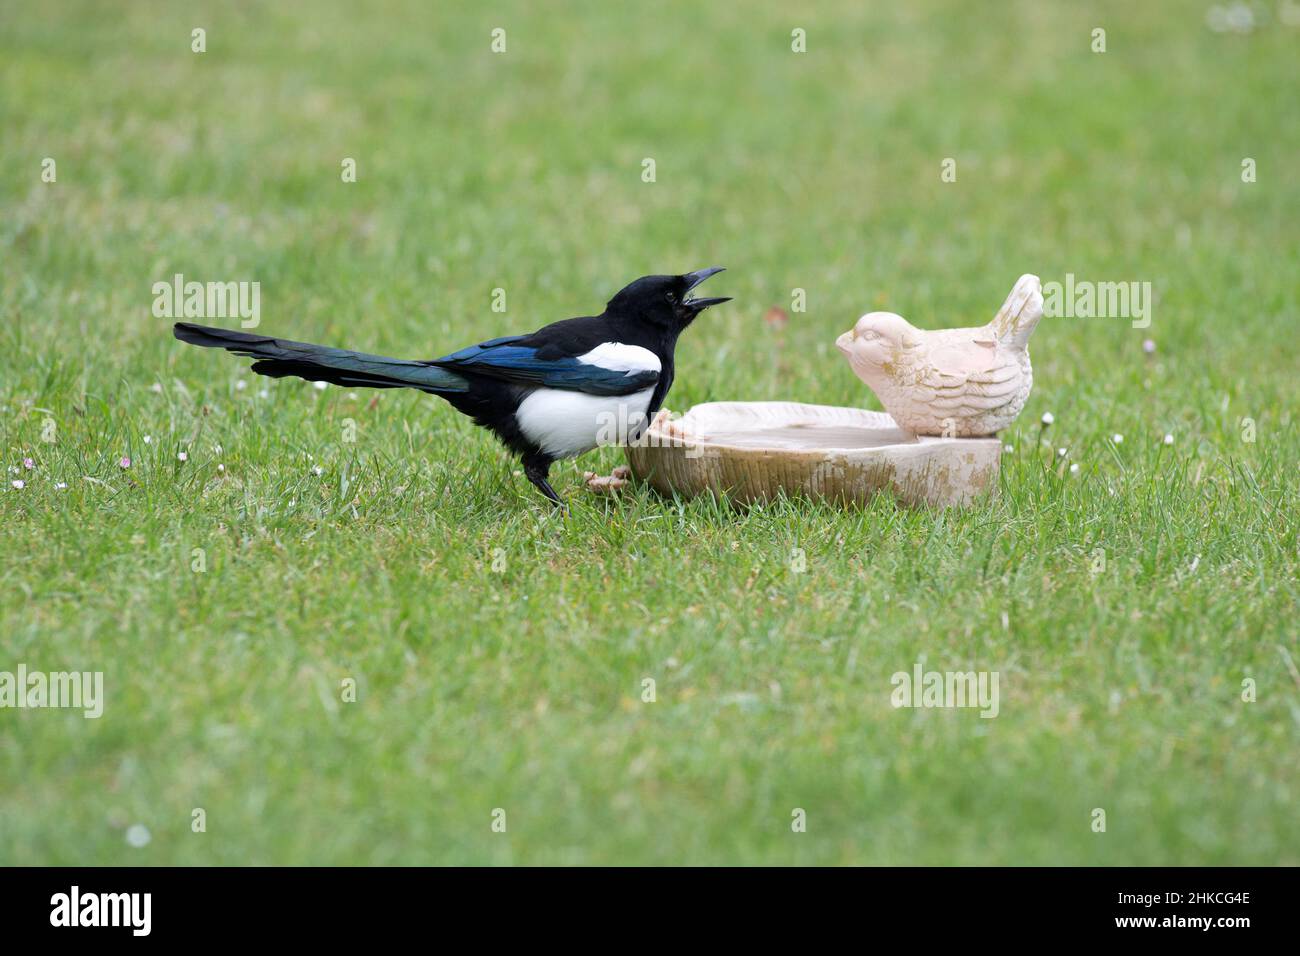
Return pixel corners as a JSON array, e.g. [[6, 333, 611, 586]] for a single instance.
[[173, 323, 469, 394]]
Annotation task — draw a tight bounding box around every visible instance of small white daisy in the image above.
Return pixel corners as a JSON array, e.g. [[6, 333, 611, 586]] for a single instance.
[[1003, 444, 1014, 453], [1163, 433, 1174, 445], [177, 451, 188, 462], [258, 389, 269, 399], [1041, 412, 1055, 426], [11, 479, 24, 490], [1057, 447, 1068, 457], [1142, 339, 1156, 355], [1113, 433, 1124, 444], [235, 380, 247, 391], [311, 465, 324, 476], [149, 382, 163, 393], [217, 463, 225, 473], [143, 435, 152, 444], [1069, 463, 1079, 474], [213, 444, 223, 454]]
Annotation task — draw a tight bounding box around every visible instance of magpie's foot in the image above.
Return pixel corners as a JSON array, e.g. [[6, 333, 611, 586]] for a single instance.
[[583, 465, 631, 494], [523, 458, 565, 509]]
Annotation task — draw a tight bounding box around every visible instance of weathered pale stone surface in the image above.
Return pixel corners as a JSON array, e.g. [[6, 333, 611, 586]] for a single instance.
[[836, 274, 1044, 437], [625, 402, 1001, 508]]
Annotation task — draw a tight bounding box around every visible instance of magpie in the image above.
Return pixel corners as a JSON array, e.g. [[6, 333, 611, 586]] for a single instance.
[[173, 268, 729, 506]]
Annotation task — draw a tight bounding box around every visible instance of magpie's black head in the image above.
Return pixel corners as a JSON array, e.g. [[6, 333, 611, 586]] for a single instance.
[[605, 268, 731, 328]]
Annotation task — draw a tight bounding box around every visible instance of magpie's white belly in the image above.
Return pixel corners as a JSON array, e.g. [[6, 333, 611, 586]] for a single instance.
[[515, 387, 656, 460]]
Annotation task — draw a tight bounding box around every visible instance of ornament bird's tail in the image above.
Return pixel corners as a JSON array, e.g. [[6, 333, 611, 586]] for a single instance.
[[988, 274, 1043, 350]]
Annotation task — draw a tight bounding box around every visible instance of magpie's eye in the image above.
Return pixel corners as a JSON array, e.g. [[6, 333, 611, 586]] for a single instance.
[[666, 291, 677, 304]]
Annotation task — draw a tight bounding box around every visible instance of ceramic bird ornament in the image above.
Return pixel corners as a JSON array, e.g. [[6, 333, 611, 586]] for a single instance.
[[836, 274, 1044, 437]]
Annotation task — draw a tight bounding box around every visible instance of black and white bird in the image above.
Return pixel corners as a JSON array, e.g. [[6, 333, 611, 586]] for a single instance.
[[173, 268, 729, 506]]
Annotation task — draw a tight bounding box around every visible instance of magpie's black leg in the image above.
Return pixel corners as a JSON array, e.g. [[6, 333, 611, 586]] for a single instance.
[[523, 455, 566, 511]]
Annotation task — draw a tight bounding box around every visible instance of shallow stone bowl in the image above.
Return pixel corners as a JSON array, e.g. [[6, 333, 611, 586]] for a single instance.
[[625, 401, 1001, 508]]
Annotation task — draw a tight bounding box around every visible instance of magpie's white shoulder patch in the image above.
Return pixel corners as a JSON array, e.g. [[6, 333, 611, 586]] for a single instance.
[[576, 342, 661, 375]]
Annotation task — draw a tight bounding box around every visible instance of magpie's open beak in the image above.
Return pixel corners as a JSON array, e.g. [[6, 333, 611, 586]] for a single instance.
[[682, 267, 731, 311]]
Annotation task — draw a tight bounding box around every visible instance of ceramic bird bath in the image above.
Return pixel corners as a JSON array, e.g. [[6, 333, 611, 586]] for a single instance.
[[623, 276, 1042, 508]]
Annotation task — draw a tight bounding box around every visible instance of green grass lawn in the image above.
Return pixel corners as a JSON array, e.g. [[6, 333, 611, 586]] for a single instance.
[[2, 0, 1297, 865]]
